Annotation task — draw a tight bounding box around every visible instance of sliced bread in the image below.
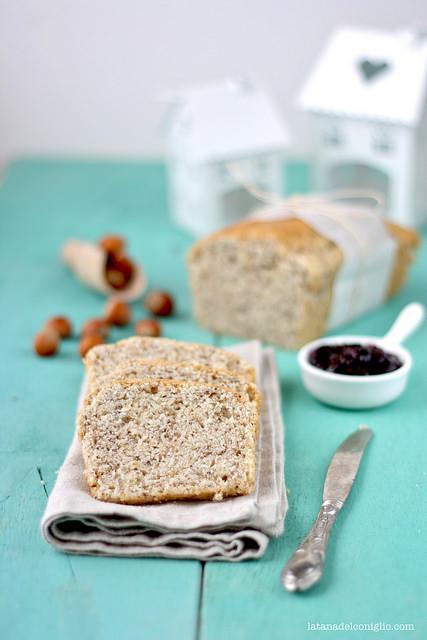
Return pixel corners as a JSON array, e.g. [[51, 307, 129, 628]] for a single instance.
[[104, 358, 255, 397], [84, 336, 255, 387], [78, 379, 259, 504]]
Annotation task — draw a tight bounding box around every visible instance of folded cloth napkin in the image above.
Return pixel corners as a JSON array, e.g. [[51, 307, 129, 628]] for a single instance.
[[41, 341, 287, 561]]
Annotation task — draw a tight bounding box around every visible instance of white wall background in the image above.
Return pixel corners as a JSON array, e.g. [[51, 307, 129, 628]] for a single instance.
[[1, 0, 427, 163]]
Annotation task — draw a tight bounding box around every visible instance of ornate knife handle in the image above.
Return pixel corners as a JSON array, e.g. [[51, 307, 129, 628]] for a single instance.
[[280, 500, 342, 592]]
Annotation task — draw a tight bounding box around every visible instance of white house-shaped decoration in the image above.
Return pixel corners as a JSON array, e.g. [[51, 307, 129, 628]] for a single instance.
[[165, 78, 289, 236], [298, 27, 427, 226]]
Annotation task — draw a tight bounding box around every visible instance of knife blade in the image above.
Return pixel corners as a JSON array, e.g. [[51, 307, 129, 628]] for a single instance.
[[323, 425, 373, 506], [281, 425, 373, 592]]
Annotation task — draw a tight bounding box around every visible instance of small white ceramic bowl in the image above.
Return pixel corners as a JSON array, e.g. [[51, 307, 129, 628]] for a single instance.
[[298, 303, 425, 409]]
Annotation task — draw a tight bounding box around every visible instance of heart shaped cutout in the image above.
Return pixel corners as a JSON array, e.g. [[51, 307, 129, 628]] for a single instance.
[[358, 59, 390, 82]]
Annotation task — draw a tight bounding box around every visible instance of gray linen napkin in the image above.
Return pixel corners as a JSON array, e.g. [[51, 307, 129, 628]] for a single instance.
[[41, 341, 287, 561]]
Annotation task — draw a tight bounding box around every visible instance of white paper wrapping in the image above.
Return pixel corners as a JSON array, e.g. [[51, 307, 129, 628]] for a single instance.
[[252, 196, 397, 329]]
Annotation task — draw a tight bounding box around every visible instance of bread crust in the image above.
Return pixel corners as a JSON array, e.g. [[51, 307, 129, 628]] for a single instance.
[[84, 336, 256, 387], [189, 216, 419, 261], [105, 357, 248, 385]]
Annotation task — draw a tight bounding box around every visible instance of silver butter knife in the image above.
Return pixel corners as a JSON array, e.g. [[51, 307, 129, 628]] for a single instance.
[[281, 425, 373, 592]]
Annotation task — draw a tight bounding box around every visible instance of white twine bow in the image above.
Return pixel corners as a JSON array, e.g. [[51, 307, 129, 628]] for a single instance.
[[227, 162, 385, 253]]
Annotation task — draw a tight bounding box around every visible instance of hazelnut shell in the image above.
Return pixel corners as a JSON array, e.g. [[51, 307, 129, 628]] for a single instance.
[[134, 318, 162, 337], [144, 291, 174, 317], [45, 316, 72, 339], [79, 334, 104, 358], [34, 330, 59, 357], [105, 299, 132, 326]]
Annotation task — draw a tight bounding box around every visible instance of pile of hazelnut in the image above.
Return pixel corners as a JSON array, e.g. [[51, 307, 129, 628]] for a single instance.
[[33, 234, 174, 359], [100, 234, 135, 291]]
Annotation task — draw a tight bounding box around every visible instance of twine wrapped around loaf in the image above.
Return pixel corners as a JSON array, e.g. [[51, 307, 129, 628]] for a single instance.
[[62, 239, 147, 302], [227, 164, 397, 328], [228, 162, 385, 248]]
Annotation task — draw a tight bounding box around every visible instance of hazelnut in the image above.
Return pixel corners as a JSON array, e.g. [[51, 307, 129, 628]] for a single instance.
[[79, 333, 104, 358], [135, 318, 161, 338], [105, 299, 131, 326], [99, 234, 126, 257], [45, 315, 72, 338], [144, 291, 174, 317], [81, 318, 110, 338], [105, 255, 134, 290], [34, 330, 59, 357]]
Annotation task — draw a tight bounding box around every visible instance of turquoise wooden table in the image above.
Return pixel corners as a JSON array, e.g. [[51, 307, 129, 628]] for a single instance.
[[1, 160, 426, 640]]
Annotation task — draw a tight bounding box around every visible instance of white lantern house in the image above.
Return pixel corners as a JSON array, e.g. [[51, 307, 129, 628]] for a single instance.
[[165, 78, 289, 236], [298, 27, 427, 227]]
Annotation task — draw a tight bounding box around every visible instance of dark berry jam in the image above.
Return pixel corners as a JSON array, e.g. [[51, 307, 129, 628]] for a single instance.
[[309, 344, 403, 376]]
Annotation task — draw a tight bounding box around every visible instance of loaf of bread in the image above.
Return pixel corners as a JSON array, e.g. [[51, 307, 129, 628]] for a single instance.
[[78, 379, 259, 504], [84, 336, 255, 387], [188, 218, 420, 349]]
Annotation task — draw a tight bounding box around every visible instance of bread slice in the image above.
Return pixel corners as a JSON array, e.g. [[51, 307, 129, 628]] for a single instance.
[[104, 358, 254, 396], [84, 336, 255, 387], [188, 217, 420, 349], [78, 379, 259, 505]]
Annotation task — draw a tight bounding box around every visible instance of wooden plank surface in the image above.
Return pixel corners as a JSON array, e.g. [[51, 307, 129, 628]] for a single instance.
[[0, 160, 207, 640], [1, 159, 426, 640], [204, 320, 427, 639]]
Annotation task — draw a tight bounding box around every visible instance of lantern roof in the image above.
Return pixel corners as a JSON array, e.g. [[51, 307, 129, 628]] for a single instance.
[[298, 27, 427, 126], [165, 78, 289, 163]]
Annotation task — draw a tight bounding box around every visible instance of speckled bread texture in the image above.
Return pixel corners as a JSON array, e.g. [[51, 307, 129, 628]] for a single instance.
[[78, 379, 260, 504], [106, 359, 255, 400], [84, 336, 255, 388], [188, 218, 420, 349]]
